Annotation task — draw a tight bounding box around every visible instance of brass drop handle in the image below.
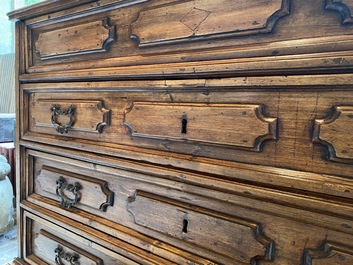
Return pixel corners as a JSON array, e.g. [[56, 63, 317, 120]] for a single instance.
[[55, 245, 80, 265], [56, 176, 81, 209], [51, 104, 75, 134]]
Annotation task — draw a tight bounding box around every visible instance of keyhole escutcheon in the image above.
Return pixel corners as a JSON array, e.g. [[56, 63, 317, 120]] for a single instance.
[[181, 114, 188, 134], [182, 219, 188, 233]]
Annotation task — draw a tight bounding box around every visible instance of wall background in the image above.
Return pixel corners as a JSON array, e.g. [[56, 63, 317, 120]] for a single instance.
[[0, 0, 42, 113]]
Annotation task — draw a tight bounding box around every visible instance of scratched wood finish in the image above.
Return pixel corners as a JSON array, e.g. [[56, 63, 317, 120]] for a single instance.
[[20, 150, 353, 264], [37, 166, 114, 212], [9, 0, 353, 264], [127, 191, 275, 264], [313, 106, 353, 163], [35, 18, 116, 60], [8, 0, 353, 79], [34, 230, 104, 265], [302, 241, 353, 265], [22, 81, 353, 182], [22, 210, 170, 265], [130, 0, 289, 46], [30, 99, 111, 134], [22, 149, 353, 264], [124, 102, 277, 151]]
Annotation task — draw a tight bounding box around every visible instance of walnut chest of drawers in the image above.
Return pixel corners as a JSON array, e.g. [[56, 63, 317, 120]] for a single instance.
[[8, 0, 353, 264]]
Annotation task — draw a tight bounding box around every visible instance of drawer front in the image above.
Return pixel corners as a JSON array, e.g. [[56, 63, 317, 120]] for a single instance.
[[38, 166, 114, 211], [29, 151, 217, 264], [31, 99, 111, 134], [127, 191, 274, 264], [25, 150, 353, 265], [16, 0, 353, 79], [26, 87, 278, 152], [33, 230, 104, 265], [23, 82, 353, 183], [29, 151, 276, 264], [124, 102, 276, 151], [23, 211, 138, 265], [34, 18, 116, 61]]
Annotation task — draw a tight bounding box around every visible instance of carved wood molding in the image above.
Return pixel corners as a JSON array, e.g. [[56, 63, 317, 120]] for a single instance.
[[325, 0, 353, 25], [127, 190, 275, 264], [39, 166, 114, 212], [37, 230, 104, 265], [312, 106, 353, 163], [124, 102, 277, 152], [302, 240, 353, 264], [131, 0, 291, 47], [35, 18, 116, 60], [34, 99, 111, 134]]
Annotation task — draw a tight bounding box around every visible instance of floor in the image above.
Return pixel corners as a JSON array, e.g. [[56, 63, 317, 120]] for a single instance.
[[0, 226, 18, 265]]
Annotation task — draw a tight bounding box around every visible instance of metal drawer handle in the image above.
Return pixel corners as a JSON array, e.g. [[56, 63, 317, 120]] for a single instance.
[[55, 245, 80, 265], [51, 104, 75, 134], [56, 176, 81, 209]]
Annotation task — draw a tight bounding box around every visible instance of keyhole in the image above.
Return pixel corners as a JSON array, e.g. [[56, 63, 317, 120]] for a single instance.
[[181, 115, 187, 134], [182, 219, 188, 233]]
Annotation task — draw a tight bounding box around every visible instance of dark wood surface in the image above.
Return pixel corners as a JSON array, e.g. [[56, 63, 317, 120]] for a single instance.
[[10, 0, 353, 264]]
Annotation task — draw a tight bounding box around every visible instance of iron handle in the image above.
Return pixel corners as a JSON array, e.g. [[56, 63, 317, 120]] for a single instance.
[[51, 104, 75, 134], [56, 176, 81, 209], [55, 245, 80, 265]]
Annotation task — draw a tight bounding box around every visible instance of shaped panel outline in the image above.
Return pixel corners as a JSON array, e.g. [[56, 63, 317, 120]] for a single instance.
[[127, 190, 275, 264], [38, 166, 114, 212], [33, 99, 111, 134], [312, 105, 353, 163], [325, 0, 353, 25], [35, 17, 116, 60], [124, 102, 277, 152], [131, 0, 291, 47], [302, 240, 353, 265]]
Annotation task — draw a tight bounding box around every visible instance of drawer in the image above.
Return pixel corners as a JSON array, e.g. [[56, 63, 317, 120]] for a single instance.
[[32, 156, 275, 263], [22, 211, 141, 265], [124, 102, 277, 151], [23, 81, 353, 184], [26, 86, 277, 152], [10, 0, 353, 79], [29, 151, 217, 264], [25, 149, 353, 265], [127, 191, 275, 264], [126, 191, 353, 265]]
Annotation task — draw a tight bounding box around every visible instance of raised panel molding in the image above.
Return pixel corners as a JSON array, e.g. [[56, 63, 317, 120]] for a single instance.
[[130, 0, 291, 47], [37, 166, 114, 212], [35, 18, 116, 60], [325, 0, 353, 25], [127, 191, 275, 264], [312, 106, 353, 163], [124, 102, 277, 152], [302, 241, 353, 265], [33, 99, 111, 134], [36, 230, 104, 265]]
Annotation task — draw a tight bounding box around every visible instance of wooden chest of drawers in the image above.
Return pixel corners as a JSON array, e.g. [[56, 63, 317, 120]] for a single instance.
[[8, 0, 353, 264]]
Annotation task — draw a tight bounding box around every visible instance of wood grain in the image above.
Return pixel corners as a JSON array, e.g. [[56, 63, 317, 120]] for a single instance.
[[131, 0, 289, 46], [124, 102, 277, 151], [31, 98, 111, 134], [303, 241, 353, 265], [10, 0, 353, 264], [9, 0, 353, 79], [313, 106, 353, 163], [35, 18, 116, 60], [127, 191, 274, 264]]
